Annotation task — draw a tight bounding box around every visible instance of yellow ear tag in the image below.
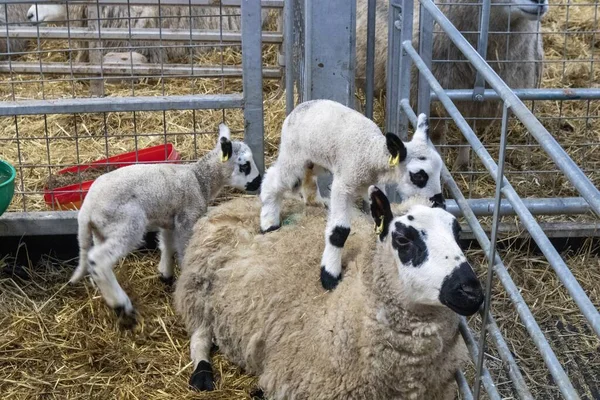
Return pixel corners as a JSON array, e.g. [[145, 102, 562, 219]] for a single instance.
[[388, 153, 400, 167], [220, 151, 229, 162], [374, 216, 384, 235]]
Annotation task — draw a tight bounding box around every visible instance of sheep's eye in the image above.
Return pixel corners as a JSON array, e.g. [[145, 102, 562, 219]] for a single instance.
[[239, 161, 251, 176]]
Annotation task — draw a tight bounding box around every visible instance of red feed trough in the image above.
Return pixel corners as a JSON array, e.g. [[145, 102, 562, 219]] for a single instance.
[[44, 144, 181, 210]]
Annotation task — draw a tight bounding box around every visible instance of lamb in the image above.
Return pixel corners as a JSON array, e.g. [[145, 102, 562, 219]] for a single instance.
[[71, 124, 262, 328], [260, 99, 445, 290], [26, 4, 271, 63], [174, 186, 484, 399], [0, 3, 33, 59], [355, 0, 547, 167]]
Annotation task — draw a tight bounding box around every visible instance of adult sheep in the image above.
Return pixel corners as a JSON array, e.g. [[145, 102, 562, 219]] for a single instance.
[[0, 3, 33, 59], [174, 186, 484, 399], [27, 4, 271, 63], [355, 0, 547, 167]]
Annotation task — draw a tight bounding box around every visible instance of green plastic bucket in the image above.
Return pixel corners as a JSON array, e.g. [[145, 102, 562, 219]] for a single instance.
[[0, 159, 16, 216]]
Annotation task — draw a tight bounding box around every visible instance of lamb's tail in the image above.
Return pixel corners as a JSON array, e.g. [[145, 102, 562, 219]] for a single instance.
[[70, 218, 94, 284]]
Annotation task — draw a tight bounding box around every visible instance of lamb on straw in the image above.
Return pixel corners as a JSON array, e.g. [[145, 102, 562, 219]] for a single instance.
[[174, 186, 484, 399], [71, 123, 262, 328]]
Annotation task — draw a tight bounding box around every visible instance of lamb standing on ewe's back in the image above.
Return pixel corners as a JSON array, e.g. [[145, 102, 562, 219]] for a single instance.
[[260, 99, 445, 290], [26, 4, 270, 63], [355, 0, 547, 167], [72, 124, 262, 328], [174, 186, 484, 399]]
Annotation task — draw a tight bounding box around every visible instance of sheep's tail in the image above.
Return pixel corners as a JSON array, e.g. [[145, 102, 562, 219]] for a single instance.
[[70, 218, 94, 284]]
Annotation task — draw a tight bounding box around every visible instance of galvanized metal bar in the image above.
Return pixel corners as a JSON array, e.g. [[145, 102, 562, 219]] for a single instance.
[[458, 318, 502, 400], [0, 0, 284, 6], [444, 197, 591, 217], [416, 3, 433, 117], [395, 0, 412, 138], [455, 370, 474, 400], [474, 104, 510, 400], [241, 0, 264, 176], [443, 167, 580, 400], [435, 88, 600, 102], [472, 0, 491, 102], [385, 0, 401, 133], [0, 26, 283, 43], [0, 93, 243, 116], [284, 0, 294, 114], [302, 0, 311, 102], [87, 3, 104, 97], [405, 39, 600, 342], [419, 0, 600, 217], [0, 62, 282, 78], [364, 0, 376, 118]]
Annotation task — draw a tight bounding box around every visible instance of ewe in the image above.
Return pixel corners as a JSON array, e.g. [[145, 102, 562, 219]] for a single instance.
[[260, 99, 445, 290], [175, 186, 484, 399], [355, 0, 547, 167], [73, 124, 261, 327]]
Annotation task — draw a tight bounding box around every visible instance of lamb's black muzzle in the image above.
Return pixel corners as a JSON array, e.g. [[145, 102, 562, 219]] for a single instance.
[[439, 262, 484, 316], [246, 174, 262, 192]]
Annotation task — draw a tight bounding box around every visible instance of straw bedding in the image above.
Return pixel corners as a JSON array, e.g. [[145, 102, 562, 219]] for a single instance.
[[0, 1, 599, 398]]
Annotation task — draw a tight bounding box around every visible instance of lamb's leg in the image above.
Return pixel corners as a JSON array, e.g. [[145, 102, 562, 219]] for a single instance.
[[189, 326, 215, 391], [87, 227, 144, 329], [320, 179, 352, 290], [157, 228, 176, 286], [260, 161, 303, 233], [173, 213, 199, 268], [70, 219, 94, 284]]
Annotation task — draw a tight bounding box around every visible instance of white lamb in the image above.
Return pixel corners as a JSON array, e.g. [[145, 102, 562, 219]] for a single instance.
[[72, 124, 261, 328], [260, 99, 445, 290], [174, 187, 484, 398]]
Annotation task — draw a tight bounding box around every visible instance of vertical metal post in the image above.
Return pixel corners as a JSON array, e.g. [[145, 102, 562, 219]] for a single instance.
[[417, 4, 433, 117], [88, 2, 105, 97], [284, 0, 294, 114], [385, 0, 401, 133], [473, 0, 493, 101], [241, 0, 265, 175], [303, 0, 312, 102], [395, 0, 413, 138], [365, 0, 377, 118], [473, 103, 510, 399]]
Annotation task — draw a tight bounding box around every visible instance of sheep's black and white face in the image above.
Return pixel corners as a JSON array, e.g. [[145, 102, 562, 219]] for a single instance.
[[388, 114, 445, 209], [369, 186, 483, 316], [498, 0, 549, 22], [216, 124, 261, 192], [230, 142, 262, 192]]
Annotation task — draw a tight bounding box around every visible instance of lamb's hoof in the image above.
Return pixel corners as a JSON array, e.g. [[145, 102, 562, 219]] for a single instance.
[[260, 225, 280, 234], [114, 306, 138, 330], [159, 275, 175, 287], [250, 388, 265, 399], [189, 361, 215, 391], [320, 266, 341, 291]]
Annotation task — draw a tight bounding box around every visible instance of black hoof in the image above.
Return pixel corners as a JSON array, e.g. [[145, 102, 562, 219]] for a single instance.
[[189, 360, 215, 391], [159, 275, 175, 287], [250, 388, 265, 399], [260, 225, 280, 234], [114, 306, 138, 330], [320, 266, 341, 291]]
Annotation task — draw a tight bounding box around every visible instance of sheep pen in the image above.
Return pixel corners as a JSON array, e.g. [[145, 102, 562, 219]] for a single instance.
[[0, 0, 599, 398]]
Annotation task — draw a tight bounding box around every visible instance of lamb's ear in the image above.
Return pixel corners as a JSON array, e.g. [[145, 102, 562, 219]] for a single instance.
[[369, 185, 394, 241], [413, 113, 429, 142], [385, 133, 407, 167], [218, 123, 233, 162]]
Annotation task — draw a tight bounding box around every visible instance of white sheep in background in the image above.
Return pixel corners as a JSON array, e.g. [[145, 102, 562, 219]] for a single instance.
[[174, 186, 484, 398], [260, 99, 445, 290], [355, 0, 547, 167], [72, 124, 262, 328], [0, 3, 33, 59], [26, 4, 271, 63]]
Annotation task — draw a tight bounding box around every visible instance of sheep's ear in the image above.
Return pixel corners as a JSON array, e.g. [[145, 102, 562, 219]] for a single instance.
[[385, 133, 407, 167], [369, 185, 394, 241], [220, 137, 232, 162], [413, 113, 429, 142]]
